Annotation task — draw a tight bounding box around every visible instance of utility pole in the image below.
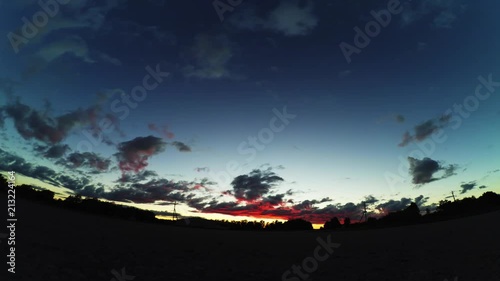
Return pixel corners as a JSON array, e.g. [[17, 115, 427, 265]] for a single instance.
[[172, 201, 179, 220], [451, 191, 456, 202], [359, 201, 368, 222]]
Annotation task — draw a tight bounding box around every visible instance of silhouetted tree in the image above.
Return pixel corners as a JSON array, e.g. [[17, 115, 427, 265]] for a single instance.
[[0, 175, 9, 192], [343, 217, 351, 227], [366, 217, 377, 225], [324, 217, 341, 230], [283, 219, 313, 230]]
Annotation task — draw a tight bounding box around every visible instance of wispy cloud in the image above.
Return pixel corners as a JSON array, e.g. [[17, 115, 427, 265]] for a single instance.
[[183, 33, 235, 79], [400, 0, 466, 28], [229, 0, 318, 36], [399, 114, 451, 147]]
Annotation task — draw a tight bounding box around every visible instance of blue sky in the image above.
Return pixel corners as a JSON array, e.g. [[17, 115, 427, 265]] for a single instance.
[[0, 0, 499, 224]]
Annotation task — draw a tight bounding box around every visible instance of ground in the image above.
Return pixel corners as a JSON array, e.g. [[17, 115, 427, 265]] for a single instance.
[[1, 196, 499, 281]]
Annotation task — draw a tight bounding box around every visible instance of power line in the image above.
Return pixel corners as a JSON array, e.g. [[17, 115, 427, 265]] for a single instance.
[[358, 201, 368, 223]]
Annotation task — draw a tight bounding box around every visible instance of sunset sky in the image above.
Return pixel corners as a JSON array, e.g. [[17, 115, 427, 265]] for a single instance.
[[0, 0, 499, 225]]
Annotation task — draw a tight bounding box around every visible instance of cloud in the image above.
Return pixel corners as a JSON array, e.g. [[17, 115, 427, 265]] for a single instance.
[[229, 0, 318, 36], [399, 114, 451, 147], [265, 0, 318, 36], [189, 169, 378, 223], [408, 157, 458, 186], [35, 144, 70, 158], [105, 20, 177, 46], [230, 169, 284, 202], [195, 167, 210, 172], [400, 0, 466, 28], [65, 0, 127, 30], [459, 181, 487, 194], [98, 52, 123, 66], [376, 198, 412, 214], [56, 174, 92, 191], [0, 148, 62, 187], [192, 186, 433, 224], [292, 198, 332, 210], [460, 182, 476, 194], [363, 195, 379, 204], [116, 170, 158, 183], [35, 36, 95, 64], [57, 152, 112, 173], [1, 98, 102, 145], [146, 124, 188, 151], [414, 195, 429, 207], [395, 114, 405, 123], [171, 141, 191, 152], [115, 136, 167, 174], [183, 33, 234, 79], [104, 178, 192, 204]]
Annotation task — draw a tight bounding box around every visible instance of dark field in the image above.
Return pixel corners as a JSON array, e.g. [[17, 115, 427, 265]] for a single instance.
[[1, 196, 499, 281]]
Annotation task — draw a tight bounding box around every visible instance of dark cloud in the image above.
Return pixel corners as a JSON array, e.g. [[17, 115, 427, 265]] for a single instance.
[[0, 148, 81, 188], [195, 167, 210, 172], [460, 182, 476, 194], [57, 152, 112, 173], [363, 195, 379, 204], [116, 170, 158, 183], [408, 157, 457, 186], [1, 98, 102, 145], [292, 198, 332, 210], [195, 177, 373, 224], [193, 192, 434, 224], [459, 182, 487, 194], [171, 141, 191, 152], [35, 144, 70, 158], [0, 148, 57, 186], [56, 174, 91, 191], [115, 136, 166, 174], [230, 169, 284, 202], [103, 178, 191, 204], [376, 198, 412, 214], [399, 115, 451, 147], [414, 195, 429, 207], [262, 194, 287, 205], [376, 195, 429, 214]]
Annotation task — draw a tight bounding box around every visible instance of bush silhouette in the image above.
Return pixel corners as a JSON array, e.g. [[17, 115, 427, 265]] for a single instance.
[[343, 217, 351, 227], [324, 217, 342, 230]]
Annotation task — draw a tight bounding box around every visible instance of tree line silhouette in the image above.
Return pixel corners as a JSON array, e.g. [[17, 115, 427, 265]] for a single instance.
[[2, 175, 499, 231]]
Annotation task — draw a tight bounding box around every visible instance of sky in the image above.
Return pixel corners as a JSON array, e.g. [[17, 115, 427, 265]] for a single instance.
[[0, 0, 499, 225]]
